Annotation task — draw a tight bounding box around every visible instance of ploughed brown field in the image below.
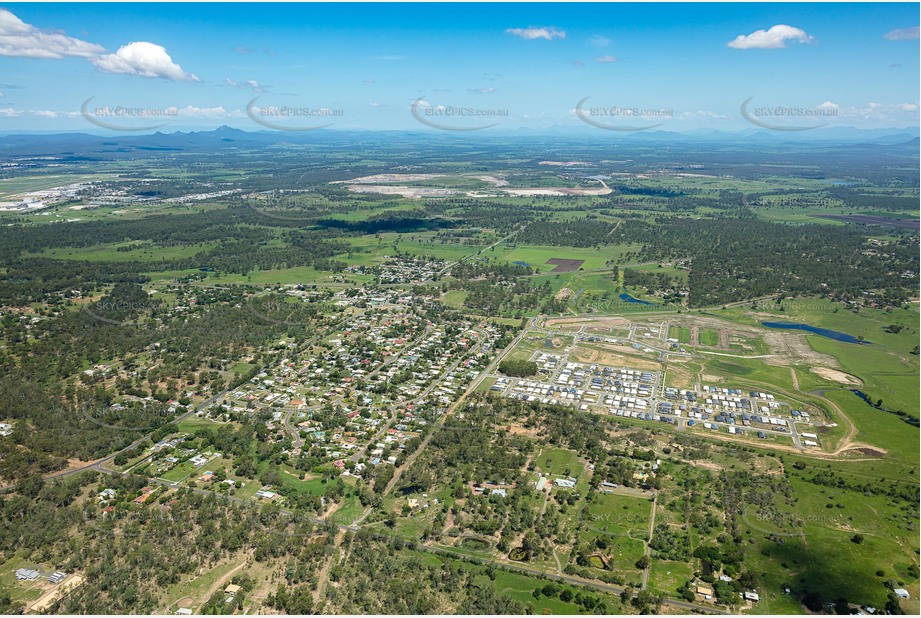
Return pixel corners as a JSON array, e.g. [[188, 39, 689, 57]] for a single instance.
[[546, 258, 585, 272]]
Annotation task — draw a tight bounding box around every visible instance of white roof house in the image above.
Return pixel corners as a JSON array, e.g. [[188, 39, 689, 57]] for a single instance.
[[16, 568, 40, 581]]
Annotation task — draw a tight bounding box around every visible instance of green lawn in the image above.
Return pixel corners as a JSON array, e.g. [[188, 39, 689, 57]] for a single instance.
[[0, 555, 49, 605], [648, 558, 696, 598], [499, 245, 632, 272], [698, 328, 720, 346], [584, 492, 652, 539], [535, 447, 581, 477], [441, 290, 469, 309], [669, 326, 691, 343]]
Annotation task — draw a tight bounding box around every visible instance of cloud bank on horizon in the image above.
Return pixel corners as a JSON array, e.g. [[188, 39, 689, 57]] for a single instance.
[[0, 4, 917, 132]]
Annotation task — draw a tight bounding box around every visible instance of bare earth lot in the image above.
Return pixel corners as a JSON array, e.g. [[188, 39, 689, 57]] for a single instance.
[[546, 258, 585, 273]]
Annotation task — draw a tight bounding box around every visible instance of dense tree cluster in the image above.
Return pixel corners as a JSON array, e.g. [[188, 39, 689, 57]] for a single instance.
[[498, 359, 539, 377], [513, 219, 617, 248], [614, 218, 919, 307]]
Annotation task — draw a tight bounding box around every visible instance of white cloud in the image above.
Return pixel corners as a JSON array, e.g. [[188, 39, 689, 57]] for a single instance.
[[727, 25, 813, 49], [92, 42, 199, 81], [225, 78, 267, 92], [0, 10, 197, 82], [883, 26, 920, 40], [817, 101, 839, 109], [172, 105, 232, 118], [0, 8, 105, 58], [588, 34, 611, 48], [677, 110, 729, 121], [506, 27, 565, 41], [594, 55, 617, 63], [469, 87, 496, 94], [827, 101, 920, 123], [0, 107, 79, 118], [369, 102, 381, 107]]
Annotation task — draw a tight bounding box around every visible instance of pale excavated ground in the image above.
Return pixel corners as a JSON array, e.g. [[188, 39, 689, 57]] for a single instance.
[[344, 183, 610, 199], [333, 173, 449, 184], [811, 367, 863, 386], [500, 185, 612, 197], [570, 345, 662, 371], [545, 316, 629, 329], [505, 423, 542, 439], [345, 185, 459, 198], [664, 365, 697, 389], [337, 173, 608, 197], [554, 287, 573, 301], [761, 331, 839, 367], [334, 173, 507, 186], [29, 574, 85, 613], [659, 314, 761, 333]]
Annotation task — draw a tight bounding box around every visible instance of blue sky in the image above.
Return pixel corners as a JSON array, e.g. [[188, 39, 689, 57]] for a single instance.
[[0, 2, 918, 133]]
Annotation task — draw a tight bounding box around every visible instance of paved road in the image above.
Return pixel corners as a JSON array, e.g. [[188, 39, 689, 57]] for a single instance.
[[353, 327, 494, 523], [35, 314, 357, 485], [25, 307, 767, 614], [412, 541, 728, 615], [640, 492, 658, 590], [279, 324, 435, 454]]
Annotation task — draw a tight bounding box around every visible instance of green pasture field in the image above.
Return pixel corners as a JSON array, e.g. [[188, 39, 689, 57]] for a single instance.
[[647, 558, 696, 598], [741, 473, 917, 612], [27, 241, 216, 262], [410, 549, 626, 614], [583, 492, 652, 540], [0, 173, 108, 200], [669, 326, 691, 343], [497, 245, 632, 272], [534, 447, 582, 477], [698, 328, 720, 346], [440, 290, 469, 308]]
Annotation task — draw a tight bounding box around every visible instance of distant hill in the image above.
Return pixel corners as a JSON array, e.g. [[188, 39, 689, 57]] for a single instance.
[[0, 125, 918, 159]]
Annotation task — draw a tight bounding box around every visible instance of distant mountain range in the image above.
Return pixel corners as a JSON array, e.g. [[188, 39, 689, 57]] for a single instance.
[[0, 125, 918, 158]]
